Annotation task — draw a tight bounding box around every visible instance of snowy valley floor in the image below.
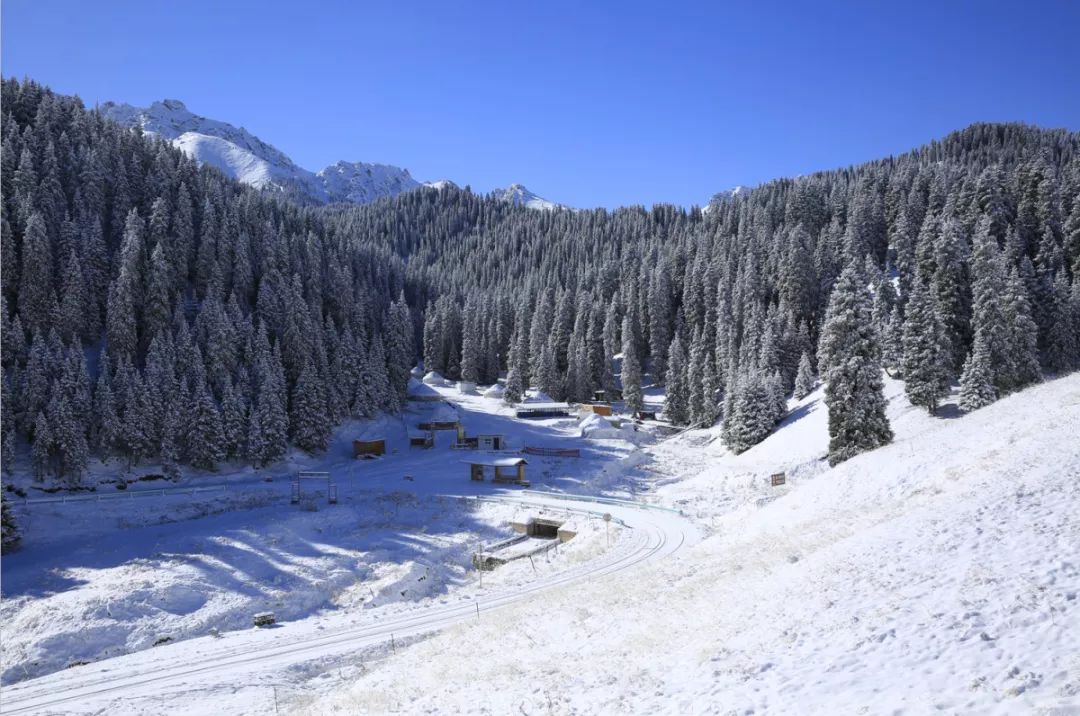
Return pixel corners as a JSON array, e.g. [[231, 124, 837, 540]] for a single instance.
[[301, 374, 1080, 715], [2, 374, 1078, 714], [0, 384, 651, 695]]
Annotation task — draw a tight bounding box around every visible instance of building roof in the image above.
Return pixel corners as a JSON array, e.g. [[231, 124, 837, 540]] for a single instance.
[[462, 457, 527, 467], [514, 402, 572, 412]]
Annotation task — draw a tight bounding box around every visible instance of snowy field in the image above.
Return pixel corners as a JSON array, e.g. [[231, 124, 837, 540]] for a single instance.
[[0, 381, 649, 690], [302, 373, 1080, 715], [3, 373, 1078, 714]]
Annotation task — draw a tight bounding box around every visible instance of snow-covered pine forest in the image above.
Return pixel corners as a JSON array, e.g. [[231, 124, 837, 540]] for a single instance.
[[0, 79, 415, 493], [2, 77, 1079, 520]]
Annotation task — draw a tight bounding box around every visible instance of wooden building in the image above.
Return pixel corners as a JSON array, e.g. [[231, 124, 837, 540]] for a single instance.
[[353, 439, 386, 457], [454, 425, 507, 450], [409, 430, 435, 448], [464, 457, 529, 486], [514, 402, 572, 419], [578, 403, 613, 417]]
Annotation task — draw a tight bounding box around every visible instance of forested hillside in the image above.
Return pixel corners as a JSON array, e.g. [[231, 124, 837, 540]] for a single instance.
[[327, 122, 1080, 461], [1, 79, 414, 484], [2, 77, 1079, 484]]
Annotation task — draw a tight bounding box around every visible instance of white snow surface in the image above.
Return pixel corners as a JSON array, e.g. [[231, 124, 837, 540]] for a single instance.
[[0, 381, 658, 712], [303, 373, 1080, 715], [4, 372, 1078, 714]]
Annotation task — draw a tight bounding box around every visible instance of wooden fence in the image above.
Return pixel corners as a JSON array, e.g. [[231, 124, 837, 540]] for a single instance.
[[523, 446, 581, 458]]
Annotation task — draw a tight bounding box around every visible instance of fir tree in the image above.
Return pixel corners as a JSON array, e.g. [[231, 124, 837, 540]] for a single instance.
[[31, 411, 52, 481], [819, 265, 893, 465], [959, 335, 997, 411], [186, 380, 224, 470], [793, 352, 816, 399], [290, 357, 330, 453], [1, 494, 19, 555], [902, 276, 949, 414], [621, 316, 643, 413], [664, 334, 690, 425]]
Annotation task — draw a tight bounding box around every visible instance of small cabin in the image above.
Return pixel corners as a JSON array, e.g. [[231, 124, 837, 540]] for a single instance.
[[635, 410, 658, 421], [579, 403, 613, 417], [464, 457, 529, 486], [593, 389, 622, 402], [353, 439, 386, 458], [514, 402, 572, 419], [409, 430, 435, 449], [418, 419, 460, 431]]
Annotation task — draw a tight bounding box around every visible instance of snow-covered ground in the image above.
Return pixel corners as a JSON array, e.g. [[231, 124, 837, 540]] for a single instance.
[[301, 373, 1080, 714], [4, 373, 1078, 714], [0, 384, 649, 691]]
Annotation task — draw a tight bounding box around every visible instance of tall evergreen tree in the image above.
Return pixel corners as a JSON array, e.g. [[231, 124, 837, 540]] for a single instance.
[[819, 265, 893, 464], [901, 276, 949, 414], [664, 334, 690, 425], [621, 316, 643, 413]]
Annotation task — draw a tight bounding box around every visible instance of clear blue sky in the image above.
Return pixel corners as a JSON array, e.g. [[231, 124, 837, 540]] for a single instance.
[[3, 0, 1078, 208]]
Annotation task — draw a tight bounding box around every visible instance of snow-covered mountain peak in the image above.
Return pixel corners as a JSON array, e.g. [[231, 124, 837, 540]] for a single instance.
[[316, 161, 421, 204], [702, 185, 751, 213], [100, 99, 304, 190], [492, 183, 560, 211], [101, 98, 566, 209], [423, 179, 458, 191]]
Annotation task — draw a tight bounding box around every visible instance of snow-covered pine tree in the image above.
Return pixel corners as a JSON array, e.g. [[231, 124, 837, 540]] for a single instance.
[[459, 294, 482, 384], [536, 342, 561, 400], [503, 304, 530, 404], [186, 379, 224, 470], [793, 351, 816, 399], [901, 275, 949, 414], [1000, 267, 1041, 391], [31, 410, 52, 481], [819, 264, 893, 465], [722, 369, 776, 454], [621, 316, 643, 413], [1, 494, 19, 554], [290, 356, 330, 454], [664, 333, 690, 425], [382, 293, 410, 399], [959, 333, 997, 411]]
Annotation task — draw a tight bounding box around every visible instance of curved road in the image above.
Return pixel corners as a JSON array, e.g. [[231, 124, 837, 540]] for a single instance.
[[0, 491, 700, 715]]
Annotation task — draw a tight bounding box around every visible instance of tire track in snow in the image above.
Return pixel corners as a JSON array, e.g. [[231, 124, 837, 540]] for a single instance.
[[0, 493, 697, 715]]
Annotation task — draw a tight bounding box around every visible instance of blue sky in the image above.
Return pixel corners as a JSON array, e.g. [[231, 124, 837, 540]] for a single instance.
[[3, 0, 1078, 208]]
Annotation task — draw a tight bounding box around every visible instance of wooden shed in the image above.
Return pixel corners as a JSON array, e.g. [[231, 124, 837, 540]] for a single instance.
[[593, 389, 622, 402], [579, 403, 613, 417], [464, 457, 529, 486], [353, 439, 386, 458], [514, 402, 572, 419], [409, 430, 435, 449], [454, 426, 507, 450]]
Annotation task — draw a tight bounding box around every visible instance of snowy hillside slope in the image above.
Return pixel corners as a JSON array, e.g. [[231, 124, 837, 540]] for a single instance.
[[307, 373, 1080, 714], [100, 100, 314, 192]]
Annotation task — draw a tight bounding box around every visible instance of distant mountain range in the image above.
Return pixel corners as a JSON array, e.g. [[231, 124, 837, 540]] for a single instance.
[[99, 99, 561, 210]]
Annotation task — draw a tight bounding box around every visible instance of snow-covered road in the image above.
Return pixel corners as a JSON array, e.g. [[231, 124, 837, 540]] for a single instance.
[[0, 492, 700, 715]]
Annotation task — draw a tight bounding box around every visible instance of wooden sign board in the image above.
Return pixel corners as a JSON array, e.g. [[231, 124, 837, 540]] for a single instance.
[[770, 473, 786, 487]]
